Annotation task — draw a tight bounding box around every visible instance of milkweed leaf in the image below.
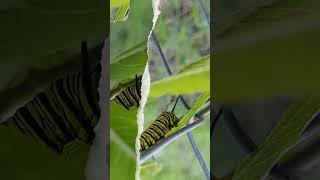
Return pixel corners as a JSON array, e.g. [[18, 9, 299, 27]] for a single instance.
[[149, 56, 210, 98], [110, 101, 137, 180], [233, 94, 320, 180]]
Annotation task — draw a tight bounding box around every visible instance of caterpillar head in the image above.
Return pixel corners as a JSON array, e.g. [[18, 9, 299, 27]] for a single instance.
[[162, 111, 179, 128], [168, 96, 180, 127], [170, 112, 180, 127]]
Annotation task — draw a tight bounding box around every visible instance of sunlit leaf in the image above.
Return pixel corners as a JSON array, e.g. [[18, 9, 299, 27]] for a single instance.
[[112, 4, 130, 22], [110, 0, 129, 9], [149, 56, 210, 97]]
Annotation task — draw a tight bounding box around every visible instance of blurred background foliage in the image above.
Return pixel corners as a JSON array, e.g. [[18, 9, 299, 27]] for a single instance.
[[112, 0, 210, 179], [110, 0, 153, 58]]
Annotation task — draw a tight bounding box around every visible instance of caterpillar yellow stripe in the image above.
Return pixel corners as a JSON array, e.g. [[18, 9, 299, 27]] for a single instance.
[[113, 75, 142, 110], [0, 42, 101, 153], [140, 111, 179, 151]]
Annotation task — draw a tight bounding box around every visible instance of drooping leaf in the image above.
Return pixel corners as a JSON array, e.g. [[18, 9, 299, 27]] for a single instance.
[[233, 94, 320, 180], [110, 41, 148, 90], [149, 56, 210, 98]]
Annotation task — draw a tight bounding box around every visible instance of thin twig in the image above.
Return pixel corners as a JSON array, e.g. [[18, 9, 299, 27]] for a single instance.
[[187, 132, 210, 179], [151, 32, 172, 75], [198, 0, 210, 26]]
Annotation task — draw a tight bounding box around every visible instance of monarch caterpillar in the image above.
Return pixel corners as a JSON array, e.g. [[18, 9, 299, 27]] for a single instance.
[[113, 75, 142, 110], [0, 42, 101, 153], [140, 97, 180, 151]]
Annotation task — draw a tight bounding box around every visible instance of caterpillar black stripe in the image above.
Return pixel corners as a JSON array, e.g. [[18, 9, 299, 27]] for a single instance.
[[0, 42, 101, 153], [140, 97, 180, 151], [113, 75, 142, 110]]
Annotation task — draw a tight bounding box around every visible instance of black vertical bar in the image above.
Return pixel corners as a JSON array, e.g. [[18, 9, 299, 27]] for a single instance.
[[105, 36, 110, 180], [105, 2, 110, 179]]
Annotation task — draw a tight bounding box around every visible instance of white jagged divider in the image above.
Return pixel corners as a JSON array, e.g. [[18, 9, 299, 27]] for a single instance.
[[135, 63, 150, 180], [135, 0, 161, 180], [85, 37, 109, 180]]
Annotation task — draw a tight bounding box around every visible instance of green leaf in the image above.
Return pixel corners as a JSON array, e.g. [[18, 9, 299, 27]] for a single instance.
[[175, 55, 210, 74], [110, 101, 138, 149], [215, 0, 317, 36], [110, 135, 136, 180], [169, 91, 210, 135], [111, 0, 129, 9], [112, 4, 130, 22], [110, 101, 137, 180], [0, 2, 106, 63], [110, 41, 148, 90], [214, 1, 320, 103], [233, 94, 320, 180], [0, 125, 89, 180], [149, 56, 210, 98]]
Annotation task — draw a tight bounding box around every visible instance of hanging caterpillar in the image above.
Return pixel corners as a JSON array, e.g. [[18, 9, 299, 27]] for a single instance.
[[112, 75, 142, 110], [140, 97, 180, 151], [0, 42, 101, 153]]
